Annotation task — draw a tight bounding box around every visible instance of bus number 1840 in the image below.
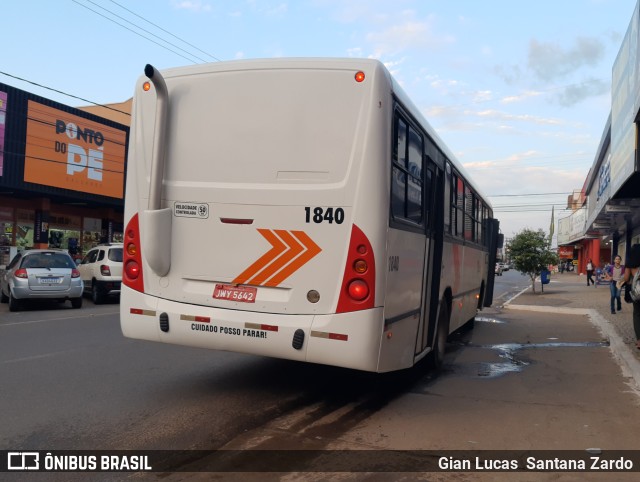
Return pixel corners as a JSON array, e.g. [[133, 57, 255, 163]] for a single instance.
[[304, 207, 345, 224]]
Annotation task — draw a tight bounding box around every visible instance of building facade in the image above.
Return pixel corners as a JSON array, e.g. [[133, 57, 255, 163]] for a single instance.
[[557, 2, 640, 272], [0, 82, 130, 266]]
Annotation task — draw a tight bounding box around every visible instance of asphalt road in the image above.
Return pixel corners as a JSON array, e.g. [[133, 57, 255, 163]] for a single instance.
[[2, 271, 639, 480]]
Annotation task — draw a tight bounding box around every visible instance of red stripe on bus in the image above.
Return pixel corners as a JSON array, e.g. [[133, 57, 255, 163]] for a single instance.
[[130, 308, 143, 315], [328, 333, 348, 341], [195, 316, 211, 323], [260, 324, 279, 332]]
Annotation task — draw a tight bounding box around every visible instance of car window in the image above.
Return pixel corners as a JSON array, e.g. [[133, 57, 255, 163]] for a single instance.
[[88, 250, 99, 263], [108, 248, 123, 262], [98, 250, 105, 262], [21, 253, 74, 269]]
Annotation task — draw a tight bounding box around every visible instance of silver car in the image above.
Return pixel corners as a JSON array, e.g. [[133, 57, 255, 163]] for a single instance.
[[0, 249, 84, 311]]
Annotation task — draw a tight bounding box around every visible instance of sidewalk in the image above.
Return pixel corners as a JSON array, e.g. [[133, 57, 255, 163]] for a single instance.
[[503, 270, 640, 389]]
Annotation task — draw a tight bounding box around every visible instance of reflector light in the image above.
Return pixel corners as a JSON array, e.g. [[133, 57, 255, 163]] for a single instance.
[[356, 244, 367, 254], [127, 243, 137, 256], [125, 260, 140, 279], [354, 259, 367, 274], [143, 81, 151, 91], [347, 279, 369, 301], [355, 71, 365, 82]]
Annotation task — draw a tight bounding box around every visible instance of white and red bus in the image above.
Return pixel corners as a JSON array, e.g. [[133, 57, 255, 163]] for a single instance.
[[120, 58, 500, 372]]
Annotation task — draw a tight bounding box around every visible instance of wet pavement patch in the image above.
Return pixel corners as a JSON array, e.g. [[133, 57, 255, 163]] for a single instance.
[[447, 341, 610, 380], [474, 316, 507, 324]]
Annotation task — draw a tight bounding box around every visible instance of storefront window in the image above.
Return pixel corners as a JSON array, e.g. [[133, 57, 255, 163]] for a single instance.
[[16, 209, 34, 248], [83, 217, 102, 254], [49, 213, 81, 256]]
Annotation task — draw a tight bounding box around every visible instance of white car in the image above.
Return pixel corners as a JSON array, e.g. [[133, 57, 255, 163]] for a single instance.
[[77, 243, 123, 304], [495, 263, 503, 276]]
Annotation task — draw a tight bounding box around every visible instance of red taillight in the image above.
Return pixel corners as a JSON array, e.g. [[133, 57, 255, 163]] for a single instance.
[[336, 224, 375, 313], [100, 265, 111, 276], [125, 260, 140, 279], [14, 268, 28, 279], [123, 214, 144, 292], [71, 268, 80, 278], [347, 279, 369, 300]]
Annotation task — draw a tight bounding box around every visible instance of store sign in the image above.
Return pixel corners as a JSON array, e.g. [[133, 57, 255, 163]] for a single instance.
[[24, 101, 126, 198], [558, 246, 574, 258]]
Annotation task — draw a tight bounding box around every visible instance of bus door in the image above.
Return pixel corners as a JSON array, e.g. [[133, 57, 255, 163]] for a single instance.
[[416, 159, 444, 354]]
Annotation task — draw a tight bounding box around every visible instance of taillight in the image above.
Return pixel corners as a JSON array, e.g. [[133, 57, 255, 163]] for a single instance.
[[14, 268, 28, 279], [71, 269, 81, 278], [123, 213, 144, 292], [100, 265, 111, 276], [336, 224, 375, 313]]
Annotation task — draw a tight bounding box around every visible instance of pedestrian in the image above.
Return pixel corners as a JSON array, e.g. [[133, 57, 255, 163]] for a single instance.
[[586, 259, 595, 286], [604, 255, 624, 314], [623, 244, 640, 350]]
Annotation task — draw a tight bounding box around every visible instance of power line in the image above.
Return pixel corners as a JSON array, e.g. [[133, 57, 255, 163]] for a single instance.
[[108, 0, 221, 62], [488, 192, 570, 197], [71, 0, 202, 64], [0, 70, 131, 116], [83, 0, 209, 63]]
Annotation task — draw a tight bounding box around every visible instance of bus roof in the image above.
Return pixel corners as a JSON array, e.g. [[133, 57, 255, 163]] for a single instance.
[[151, 57, 491, 209]]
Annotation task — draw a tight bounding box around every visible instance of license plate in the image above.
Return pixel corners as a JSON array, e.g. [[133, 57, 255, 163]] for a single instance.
[[39, 277, 62, 285], [213, 284, 257, 303]]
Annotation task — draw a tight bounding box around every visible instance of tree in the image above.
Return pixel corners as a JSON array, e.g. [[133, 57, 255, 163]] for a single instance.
[[509, 228, 559, 293]]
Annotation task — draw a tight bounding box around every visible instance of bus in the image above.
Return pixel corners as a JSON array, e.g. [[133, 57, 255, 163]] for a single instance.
[[120, 58, 501, 373]]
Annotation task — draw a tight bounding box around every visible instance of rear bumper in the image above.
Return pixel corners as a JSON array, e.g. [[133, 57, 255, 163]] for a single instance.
[[95, 279, 122, 295], [120, 285, 384, 372], [12, 283, 83, 300]]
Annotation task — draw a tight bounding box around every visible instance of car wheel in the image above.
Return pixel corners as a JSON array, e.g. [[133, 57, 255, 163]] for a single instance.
[[91, 283, 105, 305], [8, 291, 21, 312], [0, 288, 8, 303], [71, 297, 83, 309]]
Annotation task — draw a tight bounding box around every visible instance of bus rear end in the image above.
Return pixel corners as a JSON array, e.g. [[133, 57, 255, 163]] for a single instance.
[[120, 59, 391, 371]]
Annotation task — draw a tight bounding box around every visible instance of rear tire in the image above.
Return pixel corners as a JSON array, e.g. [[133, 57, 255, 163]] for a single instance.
[[8, 291, 21, 312], [91, 283, 105, 305], [429, 300, 450, 371], [71, 297, 83, 309], [0, 288, 8, 303]]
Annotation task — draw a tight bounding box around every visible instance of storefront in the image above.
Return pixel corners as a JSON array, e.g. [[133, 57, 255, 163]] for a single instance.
[[0, 81, 128, 264]]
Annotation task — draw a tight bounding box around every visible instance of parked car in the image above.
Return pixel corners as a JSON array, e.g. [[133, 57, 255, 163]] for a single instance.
[[0, 249, 83, 311], [77, 243, 123, 304], [495, 262, 503, 276]]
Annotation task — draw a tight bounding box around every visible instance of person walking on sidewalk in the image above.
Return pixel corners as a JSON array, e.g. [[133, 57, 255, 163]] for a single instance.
[[623, 244, 640, 350], [586, 259, 595, 286], [605, 255, 624, 314]]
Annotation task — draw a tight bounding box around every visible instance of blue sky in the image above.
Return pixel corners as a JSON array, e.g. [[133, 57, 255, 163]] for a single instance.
[[2, 0, 637, 240]]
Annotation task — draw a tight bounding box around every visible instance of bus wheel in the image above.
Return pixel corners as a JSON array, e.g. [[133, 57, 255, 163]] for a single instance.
[[429, 300, 450, 371]]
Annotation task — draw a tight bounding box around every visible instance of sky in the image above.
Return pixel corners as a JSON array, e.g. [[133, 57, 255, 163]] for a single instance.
[[2, 0, 638, 242]]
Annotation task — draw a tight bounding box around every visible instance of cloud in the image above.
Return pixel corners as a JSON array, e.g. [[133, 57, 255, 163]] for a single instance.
[[172, 1, 212, 13], [366, 18, 453, 56], [554, 78, 609, 106], [528, 37, 605, 82]]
